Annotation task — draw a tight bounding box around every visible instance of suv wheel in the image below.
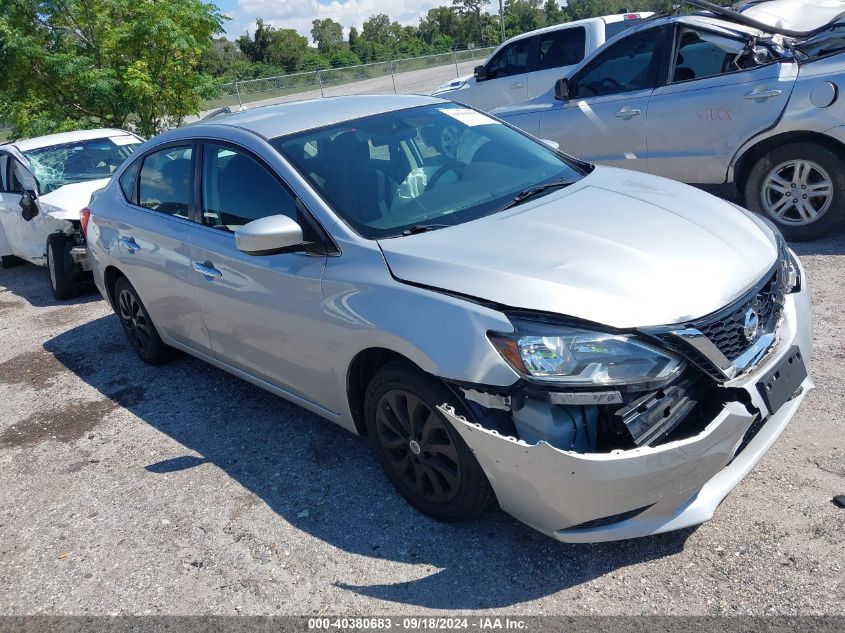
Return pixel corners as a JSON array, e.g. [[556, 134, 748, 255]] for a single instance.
[[364, 361, 493, 522], [113, 276, 170, 364], [745, 142, 845, 241], [46, 233, 81, 300]]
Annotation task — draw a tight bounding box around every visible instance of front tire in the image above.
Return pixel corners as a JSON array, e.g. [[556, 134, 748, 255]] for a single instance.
[[46, 233, 81, 300], [745, 142, 845, 241], [113, 276, 170, 364], [364, 361, 493, 522]]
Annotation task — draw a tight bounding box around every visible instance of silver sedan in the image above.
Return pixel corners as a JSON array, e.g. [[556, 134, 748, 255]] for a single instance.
[[86, 95, 813, 542]]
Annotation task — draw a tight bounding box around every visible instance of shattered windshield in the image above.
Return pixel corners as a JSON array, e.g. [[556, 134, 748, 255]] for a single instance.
[[23, 135, 141, 194]]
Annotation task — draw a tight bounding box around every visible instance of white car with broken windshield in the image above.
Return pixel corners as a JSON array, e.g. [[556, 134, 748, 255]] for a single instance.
[[0, 129, 142, 298], [87, 95, 812, 542]]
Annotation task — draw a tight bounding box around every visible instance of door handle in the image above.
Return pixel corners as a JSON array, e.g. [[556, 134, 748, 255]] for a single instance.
[[510, 82, 524, 89], [193, 261, 222, 279], [615, 107, 642, 119], [745, 89, 782, 100], [119, 237, 141, 254]]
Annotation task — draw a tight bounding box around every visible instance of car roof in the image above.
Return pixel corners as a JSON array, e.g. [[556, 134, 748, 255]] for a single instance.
[[200, 94, 444, 139], [10, 128, 137, 153]]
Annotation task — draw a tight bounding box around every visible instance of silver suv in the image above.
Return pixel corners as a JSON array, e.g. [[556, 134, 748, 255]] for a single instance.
[[493, 0, 845, 240], [86, 95, 812, 542]]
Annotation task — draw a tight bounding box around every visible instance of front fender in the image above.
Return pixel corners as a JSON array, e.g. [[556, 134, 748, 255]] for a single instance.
[[320, 242, 520, 429]]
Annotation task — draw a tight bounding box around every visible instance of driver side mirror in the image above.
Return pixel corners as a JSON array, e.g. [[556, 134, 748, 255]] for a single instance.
[[474, 65, 488, 81], [20, 190, 39, 222], [554, 77, 571, 101], [235, 215, 304, 256]]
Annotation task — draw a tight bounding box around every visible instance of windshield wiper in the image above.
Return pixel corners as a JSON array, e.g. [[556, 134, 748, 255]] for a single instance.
[[495, 178, 575, 214], [398, 224, 453, 236]]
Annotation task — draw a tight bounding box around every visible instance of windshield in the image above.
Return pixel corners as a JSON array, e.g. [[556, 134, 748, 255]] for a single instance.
[[272, 103, 588, 239], [23, 135, 141, 194]]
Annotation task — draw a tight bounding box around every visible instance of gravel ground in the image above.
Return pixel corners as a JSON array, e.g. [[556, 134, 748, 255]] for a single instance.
[[0, 227, 843, 616]]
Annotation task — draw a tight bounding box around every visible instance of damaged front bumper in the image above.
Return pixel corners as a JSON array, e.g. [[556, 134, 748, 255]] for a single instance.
[[443, 282, 813, 542]]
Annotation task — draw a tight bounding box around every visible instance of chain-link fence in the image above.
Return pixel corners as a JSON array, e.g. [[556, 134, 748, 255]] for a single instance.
[[202, 46, 497, 114]]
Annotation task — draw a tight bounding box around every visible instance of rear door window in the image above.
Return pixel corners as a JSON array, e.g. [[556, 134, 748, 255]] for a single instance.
[[536, 27, 587, 70], [671, 28, 751, 83], [138, 146, 193, 218]]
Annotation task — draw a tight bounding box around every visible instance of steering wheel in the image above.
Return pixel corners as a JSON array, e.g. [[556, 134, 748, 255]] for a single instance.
[[426, 161, 465, 191]]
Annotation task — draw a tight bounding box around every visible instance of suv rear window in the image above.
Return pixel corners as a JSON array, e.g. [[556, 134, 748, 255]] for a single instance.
[[605, 18, 643, 41]]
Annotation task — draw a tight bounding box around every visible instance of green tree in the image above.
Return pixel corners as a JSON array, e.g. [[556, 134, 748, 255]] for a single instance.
[[0, 0, 223, 138], [311, 18, 344, 53], [543, 0, 564, 24], [362, 13, 396, 47], [452, 0, 491, 45], [200, 38, 247, 78], [504, 0, 542, 36], [237, 20, 308, 71]]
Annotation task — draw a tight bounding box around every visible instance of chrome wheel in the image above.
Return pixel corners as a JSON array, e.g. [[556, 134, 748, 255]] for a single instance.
[[761, 159, 834, 225], [118, 288, 152, 353], [374, 389, 461, 504]]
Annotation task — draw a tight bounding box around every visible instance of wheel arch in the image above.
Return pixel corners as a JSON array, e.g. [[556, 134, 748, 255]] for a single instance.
[[733, 131, 845, 195], [346, 347, 427, 436], [103, 265, 127, 310]]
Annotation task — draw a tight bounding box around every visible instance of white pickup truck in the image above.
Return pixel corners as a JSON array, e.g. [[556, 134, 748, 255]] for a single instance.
[[432, 12, 652, 111]]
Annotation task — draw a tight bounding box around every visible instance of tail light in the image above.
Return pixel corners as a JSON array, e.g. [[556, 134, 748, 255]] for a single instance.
[[623, 13, 640, 20], [80, 207, 91, 237]]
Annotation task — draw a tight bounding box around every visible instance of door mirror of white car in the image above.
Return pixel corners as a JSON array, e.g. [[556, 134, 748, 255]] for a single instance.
[[235, 214, 304, 256], [554, 77, 571, 101], [541, 139, 560, 151], [474, 65, 488, 81], [19, 190, 39, 222]]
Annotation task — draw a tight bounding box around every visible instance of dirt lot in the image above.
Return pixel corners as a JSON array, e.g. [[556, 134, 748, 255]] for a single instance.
[[0, 230, 843, 616]]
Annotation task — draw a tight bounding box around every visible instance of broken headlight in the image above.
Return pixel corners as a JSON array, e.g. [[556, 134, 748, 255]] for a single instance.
[[489, 321, 685, 387]]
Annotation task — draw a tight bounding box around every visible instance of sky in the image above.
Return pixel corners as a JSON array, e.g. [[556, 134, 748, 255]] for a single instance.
[[216, 0, 454, 43]]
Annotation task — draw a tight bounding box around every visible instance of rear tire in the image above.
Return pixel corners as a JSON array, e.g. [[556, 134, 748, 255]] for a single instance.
[[364, 361, 493, 522], [744, 142, 845, 241], [113, 276, 170, 364], [46, 233, 81, 300]]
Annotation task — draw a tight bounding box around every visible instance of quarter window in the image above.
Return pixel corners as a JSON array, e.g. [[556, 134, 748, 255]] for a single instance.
[[486, 39, 532, 79], [119, 159, 141, 204], [575, 29, 661, 98], [536, 27, 586, 70], [138, 146, 193, 218], [200, 144, 297, 232]]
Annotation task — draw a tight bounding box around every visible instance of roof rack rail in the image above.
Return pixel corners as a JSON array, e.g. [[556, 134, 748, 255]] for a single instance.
[[687, 0, 845, 39]]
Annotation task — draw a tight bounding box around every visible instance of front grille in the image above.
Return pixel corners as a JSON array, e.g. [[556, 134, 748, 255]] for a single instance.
[[648, 266, 786, 381], [694, 272, 782, 363]]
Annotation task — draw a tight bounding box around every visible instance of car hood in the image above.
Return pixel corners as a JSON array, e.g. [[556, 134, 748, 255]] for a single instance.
[[38, 178, 111, 221], [742, 0, 845, 34], [433, 74, 474, 94], [377, 167, 778, 329]]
